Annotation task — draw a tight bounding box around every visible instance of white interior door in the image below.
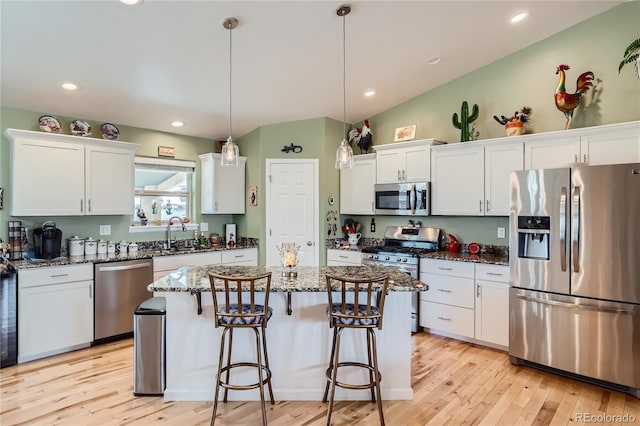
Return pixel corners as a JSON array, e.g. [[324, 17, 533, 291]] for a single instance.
[[265, 159, 319, 266]]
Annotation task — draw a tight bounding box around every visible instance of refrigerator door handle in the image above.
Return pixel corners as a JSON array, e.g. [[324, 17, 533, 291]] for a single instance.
[[515, 293, 634, 315], [572, 186, 580, 273], [560, 186, 567, 272]]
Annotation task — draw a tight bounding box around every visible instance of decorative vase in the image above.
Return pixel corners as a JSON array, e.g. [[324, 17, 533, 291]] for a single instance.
[[505, 120, 524, 136]]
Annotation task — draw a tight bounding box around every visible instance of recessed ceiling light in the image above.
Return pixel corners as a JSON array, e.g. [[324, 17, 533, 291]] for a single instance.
[[120, 0, 143, 5], [510, 12, 528, 24], [61, 82, 78, 91], [426, 56, 441, 65], [171, 121, 184, 127], [364, 90, 376, 97]]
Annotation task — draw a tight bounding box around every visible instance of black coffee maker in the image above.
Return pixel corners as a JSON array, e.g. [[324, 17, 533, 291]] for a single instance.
[[33, 221, 62, 259]]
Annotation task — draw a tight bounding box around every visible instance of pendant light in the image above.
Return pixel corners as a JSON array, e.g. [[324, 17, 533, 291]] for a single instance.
[[335, 4, 354, 169], [221, 17, 240, 166]]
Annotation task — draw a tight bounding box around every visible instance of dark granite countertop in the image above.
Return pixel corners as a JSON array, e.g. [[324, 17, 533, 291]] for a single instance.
[[420, 251, 509, 266], [148, 265, 428, 293]]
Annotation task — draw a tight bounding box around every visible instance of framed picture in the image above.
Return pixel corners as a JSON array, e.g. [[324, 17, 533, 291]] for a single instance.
[[158, 146, 175, 157], [249, 185, 258, 206], [394, 125, 416, 142]]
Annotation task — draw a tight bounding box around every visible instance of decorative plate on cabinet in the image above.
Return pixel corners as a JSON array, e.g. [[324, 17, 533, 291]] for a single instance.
[[100, 122, 120, 140], [70, 120, 91, 137], [468, 242, 481, 254], [38, 115, 61, 133]]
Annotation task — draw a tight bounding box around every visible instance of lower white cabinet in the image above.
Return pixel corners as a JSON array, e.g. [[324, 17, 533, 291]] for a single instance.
[[419, 258, 509, 349], [18, 264, 94, 363], [153, 251, 223, 281], [221, 248, 258, 266], [327, 249, 362, 266]]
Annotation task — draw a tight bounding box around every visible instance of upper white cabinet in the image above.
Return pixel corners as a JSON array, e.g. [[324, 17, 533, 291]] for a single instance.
[[524, 121, 640, 169], [373, 139, 443, 184], [431, 140, 523, 216], [340, 153, 376, 214], [6, 129, 137, 216], [199, 153, 246, 214]]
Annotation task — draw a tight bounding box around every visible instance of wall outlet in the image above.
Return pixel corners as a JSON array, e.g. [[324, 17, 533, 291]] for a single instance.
[[200, 222, 208, 232], [99, 225, 111, 236], [497, 227, 506, 239]]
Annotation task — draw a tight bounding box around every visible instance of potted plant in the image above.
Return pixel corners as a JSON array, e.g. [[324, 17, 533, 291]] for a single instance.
[[493, 106, 533, 136], [618, 37, 640, 78]]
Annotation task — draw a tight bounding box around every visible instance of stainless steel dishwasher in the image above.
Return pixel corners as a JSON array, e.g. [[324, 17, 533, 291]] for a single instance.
[[94, 259, 154, 343]]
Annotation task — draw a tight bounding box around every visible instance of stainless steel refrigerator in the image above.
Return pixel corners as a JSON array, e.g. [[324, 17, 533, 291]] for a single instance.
[[509, 163, 640, 398]]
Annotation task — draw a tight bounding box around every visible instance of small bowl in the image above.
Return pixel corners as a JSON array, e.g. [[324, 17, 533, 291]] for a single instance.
[[468, 242, 481, 255]]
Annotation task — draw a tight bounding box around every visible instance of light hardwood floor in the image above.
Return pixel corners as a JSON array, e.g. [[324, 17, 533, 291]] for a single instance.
[[1, 332, 639, 425]]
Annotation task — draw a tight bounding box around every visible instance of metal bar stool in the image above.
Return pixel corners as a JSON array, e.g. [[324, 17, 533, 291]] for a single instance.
[[322, 273, 389, 426], [208, 271, 275, 426]]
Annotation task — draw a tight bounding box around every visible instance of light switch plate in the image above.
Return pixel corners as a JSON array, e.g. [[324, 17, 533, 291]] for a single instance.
[[497, 227, 506, 239], [200, 223, 208, 232], [100, 225, 111, 236]]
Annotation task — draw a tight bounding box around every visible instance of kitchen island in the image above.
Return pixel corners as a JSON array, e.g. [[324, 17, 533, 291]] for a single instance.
[[148, 265, 427, 402]]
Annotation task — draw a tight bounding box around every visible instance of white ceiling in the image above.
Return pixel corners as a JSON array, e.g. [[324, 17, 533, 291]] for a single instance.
[[1, 1, 621, 141]]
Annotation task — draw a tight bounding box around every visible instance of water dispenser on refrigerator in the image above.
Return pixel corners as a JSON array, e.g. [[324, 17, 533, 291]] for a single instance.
[[517, 216, 550, 260]]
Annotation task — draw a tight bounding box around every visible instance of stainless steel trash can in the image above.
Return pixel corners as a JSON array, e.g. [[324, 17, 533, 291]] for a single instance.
[[133, 297, 166, 396]]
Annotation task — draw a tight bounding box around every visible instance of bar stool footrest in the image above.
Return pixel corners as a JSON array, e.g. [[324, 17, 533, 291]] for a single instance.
[[218, 362, 272, 391], [325, 361, 382, 391]]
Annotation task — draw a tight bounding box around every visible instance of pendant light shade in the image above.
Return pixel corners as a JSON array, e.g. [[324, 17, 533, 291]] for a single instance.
[[335, 4, 353, 170], [221, 17, 240, 167]]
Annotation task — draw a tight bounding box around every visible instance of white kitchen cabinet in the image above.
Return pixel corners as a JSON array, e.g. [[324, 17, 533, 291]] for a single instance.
[[419, 259, 475, 339], [431, 141, 523, 216], [340, 153, 376, 214], [373, 139, 443, 184], [6, 129, 137, 216], [474, 264, 509, 348], [221, 248, 258, 266], [327, 249, 362, 266], [18, 264, 94, 363], [524, 121, 640, 169], [199, 153, 246, 214]]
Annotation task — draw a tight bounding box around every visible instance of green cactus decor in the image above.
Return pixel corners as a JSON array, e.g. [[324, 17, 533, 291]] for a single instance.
[[452, 101, 479, 142]]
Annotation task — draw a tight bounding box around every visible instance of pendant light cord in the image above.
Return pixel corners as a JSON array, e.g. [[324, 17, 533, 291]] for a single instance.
[[342, 12, 346, 140], [228, 23, 233, 141]]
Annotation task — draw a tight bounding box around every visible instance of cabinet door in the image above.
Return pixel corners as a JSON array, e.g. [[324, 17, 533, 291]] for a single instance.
[[327, 249, 362, 266], [484, 142, 523, 216], [85, 145, 135, 215], [18, 280, 93, 362], [403, 144, 430, 182], [525, 137, 580, 169], [581, 124, 640, 166], [475, 279, 509, 347], [431, 145, 484, 215], [340, 154, 376, 214], [200, 153, 246, 214], [11, 138, 84, 216], [375, 149, 404, 183]]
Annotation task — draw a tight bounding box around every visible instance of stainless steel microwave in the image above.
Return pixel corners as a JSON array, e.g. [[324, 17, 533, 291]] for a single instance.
[[374, 182, 430, 216]]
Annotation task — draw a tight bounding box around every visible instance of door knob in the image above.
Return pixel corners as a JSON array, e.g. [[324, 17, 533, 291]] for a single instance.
[[306, 241, 313, 246]]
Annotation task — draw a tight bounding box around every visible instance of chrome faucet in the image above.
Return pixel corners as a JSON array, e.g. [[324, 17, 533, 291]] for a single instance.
[[167, 216, 186, 249]]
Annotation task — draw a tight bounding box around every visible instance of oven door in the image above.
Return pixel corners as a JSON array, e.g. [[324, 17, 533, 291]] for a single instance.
[[374, 182, 430, 216]]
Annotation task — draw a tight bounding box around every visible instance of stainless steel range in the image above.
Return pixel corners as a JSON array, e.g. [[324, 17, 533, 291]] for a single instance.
[[362, 226, 440, 332]]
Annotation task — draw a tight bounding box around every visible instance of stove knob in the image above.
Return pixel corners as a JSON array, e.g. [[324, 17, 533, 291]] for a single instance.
[[402, 258, 408, 263], [384, 256, 390, 261], [396, 258, 402, 262]]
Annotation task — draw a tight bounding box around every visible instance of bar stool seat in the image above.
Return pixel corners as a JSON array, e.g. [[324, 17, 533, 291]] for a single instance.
[[208, 271, 274, 426], [323, 273, 389, 426]]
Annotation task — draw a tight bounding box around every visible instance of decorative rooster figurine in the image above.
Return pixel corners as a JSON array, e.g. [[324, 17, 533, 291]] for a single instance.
[[358, 120, 373, 154], [554, 64, 594, 129]]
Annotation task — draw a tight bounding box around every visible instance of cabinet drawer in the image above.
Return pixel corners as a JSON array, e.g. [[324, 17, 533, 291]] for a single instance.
[[475, 264, 509, 282], [222, 248, 257, 265], [420, 300, 474, 338], [419, 273, 474, 308], [420, 258, 474, 278], [327, 249, 362, 265], [18, 264, 93, 288], [154, 251, 222, 272]]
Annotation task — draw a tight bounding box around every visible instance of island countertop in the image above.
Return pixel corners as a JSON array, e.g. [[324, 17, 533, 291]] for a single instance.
[[149, 265, 428, 293]]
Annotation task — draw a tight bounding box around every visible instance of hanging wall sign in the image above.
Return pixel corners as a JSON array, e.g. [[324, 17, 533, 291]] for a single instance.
[[249, 185, 258, 206], [158, 146, 175, 157]]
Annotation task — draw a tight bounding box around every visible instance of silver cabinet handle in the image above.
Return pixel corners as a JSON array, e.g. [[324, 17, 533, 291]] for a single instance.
[[97, 262, 152, 272], [89, 285, 92, 299], [402, 170, 406, 181], [80, 199, 83, 213], [50, 273, 69, 278], [437, 316, 452, 321], [88, 199, 91, 212], [437, 288, 452, 293], [437, 267, 452, 271], [479, 200, 483, 212], [234, 255, 245, 258], [215, 200, 218, 211], [575, 154, 578, 163], [339, 255, 348, 259], [397, 169, 401, 180], [583, 154, 587, 163], [560, 186, 567, 272], [485, 272, 504, 276]]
